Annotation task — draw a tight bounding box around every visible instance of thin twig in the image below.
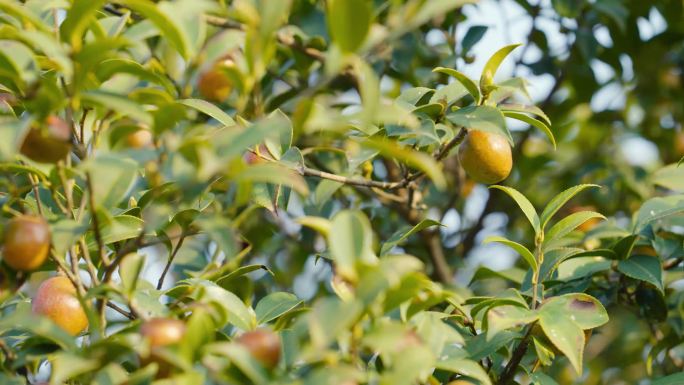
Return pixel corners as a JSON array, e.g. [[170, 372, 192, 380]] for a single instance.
[[85, 172, 110, 266], [157, 234, 186, 290], [106, 302, 136, 320]]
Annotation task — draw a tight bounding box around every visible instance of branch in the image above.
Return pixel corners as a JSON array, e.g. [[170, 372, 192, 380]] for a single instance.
[[298, 166, 408, 190], [85, 172, 110, 266], [497, 325, 534, 385], [157, 234, 187, 290]]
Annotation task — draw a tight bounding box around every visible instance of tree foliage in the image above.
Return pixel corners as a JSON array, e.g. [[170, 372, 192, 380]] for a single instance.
[[0, 0, 683, 384]]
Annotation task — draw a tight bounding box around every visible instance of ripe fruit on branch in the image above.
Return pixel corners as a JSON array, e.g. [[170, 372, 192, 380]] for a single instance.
[[2, 215, 50, 271], [139, 318, 186, 377], [140, 318, 186, 348], [125, 129, 154, 149], [31, 276, 88, 336], [197, 59, 235, 103], [237, 329, 281, 369], [458, 130, 512, 184], [20, 115, 72, 164]]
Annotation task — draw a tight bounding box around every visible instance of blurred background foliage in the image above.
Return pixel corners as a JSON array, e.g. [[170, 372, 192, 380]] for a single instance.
[[0, 0, 683, 384]]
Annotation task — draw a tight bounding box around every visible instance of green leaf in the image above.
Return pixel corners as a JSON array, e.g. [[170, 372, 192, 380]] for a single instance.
[[307, 297, 363, 349], [532, 337, 555, 368], [112, 0, 192, 58], [617, 255, 664, 293], [433, 67, 481, 104], [634, 194, 684, 232], [51, 219, 89, 257], [552, 0, 586, 18], [403, 0, 475, 30], [380, 219, 442, 256], [195, 216, 237, 260], [0, 40, 39, 86], [538, 307, 585, 375], [295, 216, 332, 238], [264, 109, 294, 159], [187, 279, 256, 330], [503, 111, 556, 149], [81, 155, 139, 208], [435, 358, 492, 385], [486, 305, 538, 340], [651, 163, 684, 192], [540, 184, 600, 232], [51, 352, 101, 385], [326, 0, 371, 52], [612, 234, 639, 260], [233, 163, 309, 195], [255, 292, 303, 325], [541, 293, 608, 330], [363, 138, 446, 189], [499, 103, 551, 125], [480, 44, 521, 92], [461, 25, 488, 54], [179, 307, 215, 363], [119, 253, 146, 297], [545, 211, 605, 244], [206, 342, 268, 384], [531, 372, 560, 385], [430, 78, 469, 106], [489, 185, 541, 234], [483, 235, 537, 271], [81, 90, 153, 126], [447, 106, 512, 145], [0, 118, 29, 160], [60, 0, 107, 50], [179, 99, 235, 127], [98, 214, 144, 245], [653, 373, 684, 385], [0, 1, 52, 34], [556, 256, 612, 281], [329, 210, 376, 279]]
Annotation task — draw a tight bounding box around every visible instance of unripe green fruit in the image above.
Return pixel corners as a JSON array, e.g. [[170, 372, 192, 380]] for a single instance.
[[32, 276, 88, 336], [2, 215, 50, 271], [237, 329, 281, 369], [458, 130, 512, 184], [20, 115, 72, 164]]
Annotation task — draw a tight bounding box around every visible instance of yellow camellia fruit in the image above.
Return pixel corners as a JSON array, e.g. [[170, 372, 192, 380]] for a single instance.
[[140, 318, 186, 348], [32, 276, 88, 336], [20, 115, 72, 164], [458, 130, 512, 184], [125, 129, 154, 149], [197, 60, 235, 103], [2, 215, 50, 271]]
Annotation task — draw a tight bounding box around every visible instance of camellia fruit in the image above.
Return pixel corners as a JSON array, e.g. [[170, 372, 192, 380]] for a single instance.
[[126, 129, 154, 149], [237, 329, 281, 369], [458, 130, 512, 184], [31, 276, 88, 336], [20, 115, 72, 164], [140, 318, 186, 348], [139, 318, 186, 377], [198, 66, 233, 103], [2, 215, 50, 271]]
